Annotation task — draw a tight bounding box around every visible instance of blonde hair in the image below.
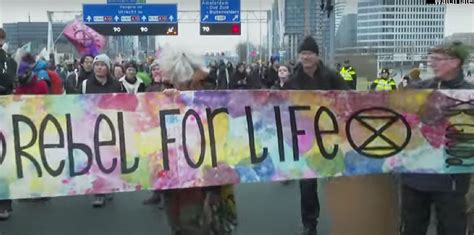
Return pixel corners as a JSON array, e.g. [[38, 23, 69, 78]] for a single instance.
[[158, 47, 205, 85]]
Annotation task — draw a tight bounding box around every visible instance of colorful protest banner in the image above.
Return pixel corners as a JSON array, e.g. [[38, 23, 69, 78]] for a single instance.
[[0, 90, 473, 200]]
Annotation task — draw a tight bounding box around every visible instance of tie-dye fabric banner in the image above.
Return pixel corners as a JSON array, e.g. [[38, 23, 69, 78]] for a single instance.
[[0, 90, 473, 199]]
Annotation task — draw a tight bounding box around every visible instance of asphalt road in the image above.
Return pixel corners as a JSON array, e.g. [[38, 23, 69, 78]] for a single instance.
[[0, 180, 449, 235], [0, 181, 330, 235]]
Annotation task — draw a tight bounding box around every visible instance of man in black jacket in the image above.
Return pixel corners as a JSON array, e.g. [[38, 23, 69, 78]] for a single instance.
[[287, 36, 349, 235], [65, 54, 94, 94], [401, 41, 472, 235]]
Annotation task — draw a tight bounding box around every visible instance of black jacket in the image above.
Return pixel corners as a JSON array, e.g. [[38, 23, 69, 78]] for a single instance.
[[286, 62, 349, 90], [0, 49, 17, 95], [403, 70, 472, 193], [271, 81, 291, 90], [65, 69, 94, 94], [82, 75, 124, 94], [264, 66, 279, 88], [216, 63, 229, 89], [145, 81, 174, 92], [229, 70, 250, 89]]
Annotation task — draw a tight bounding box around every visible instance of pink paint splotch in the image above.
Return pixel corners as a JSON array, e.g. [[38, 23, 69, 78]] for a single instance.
[[97, 94, 139, 112], [420, 121, 449, 148]]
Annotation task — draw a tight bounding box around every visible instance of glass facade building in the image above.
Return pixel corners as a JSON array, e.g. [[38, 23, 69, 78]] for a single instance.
[[357, 0, 445, 62]]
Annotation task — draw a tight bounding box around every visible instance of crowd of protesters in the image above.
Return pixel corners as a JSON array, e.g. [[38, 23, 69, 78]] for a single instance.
[[1, 25, 474, 235]]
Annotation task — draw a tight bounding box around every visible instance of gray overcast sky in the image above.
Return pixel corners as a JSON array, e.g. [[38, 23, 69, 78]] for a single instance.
[[0, 0, 473, 54]]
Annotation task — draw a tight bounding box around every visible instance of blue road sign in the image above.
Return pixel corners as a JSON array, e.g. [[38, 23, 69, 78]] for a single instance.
[[83, 4, 177, 24], [107, 0, 145, 4], [200, 0, 241, 23]]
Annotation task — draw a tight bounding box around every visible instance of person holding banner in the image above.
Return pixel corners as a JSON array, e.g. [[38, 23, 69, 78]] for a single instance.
[[142, 60, 168, 207], [286, 36, 349, 235], [80, 53, 124, 207], [158, 47, 236, 235], [401, 41, 472, 235]]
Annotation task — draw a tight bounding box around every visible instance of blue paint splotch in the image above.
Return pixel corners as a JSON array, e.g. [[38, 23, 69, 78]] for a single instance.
[[343, 151, 385, 176], [234, 166, 260, 183], [252, 156, 276, 181], [235, 155, 276, 183]]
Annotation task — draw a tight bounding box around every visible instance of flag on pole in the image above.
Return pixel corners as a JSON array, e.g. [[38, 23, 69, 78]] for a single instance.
[[19, 42, 31, 53], [63, 20, 106, 57]]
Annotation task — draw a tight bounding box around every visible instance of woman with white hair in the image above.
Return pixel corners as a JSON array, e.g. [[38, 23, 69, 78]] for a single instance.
[[158, 47, 237, 235]]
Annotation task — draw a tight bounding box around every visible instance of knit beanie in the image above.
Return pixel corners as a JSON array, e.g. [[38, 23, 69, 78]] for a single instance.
[[430, 41, 470, 65], [298, 36, 319, 55], [93, 54, 111, 70]]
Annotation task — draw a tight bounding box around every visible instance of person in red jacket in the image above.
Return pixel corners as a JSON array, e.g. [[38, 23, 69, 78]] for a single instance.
[[46, 62, 64, 94], [15, 54, 49, 95]]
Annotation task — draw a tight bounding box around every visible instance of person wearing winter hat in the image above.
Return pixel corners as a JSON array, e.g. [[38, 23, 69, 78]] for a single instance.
[[80, 53, 124, 208], [81, 53, 122, 95], [286, 36, 348, 235], [400, 41, 472, 235], [119, 61, 145, 94]]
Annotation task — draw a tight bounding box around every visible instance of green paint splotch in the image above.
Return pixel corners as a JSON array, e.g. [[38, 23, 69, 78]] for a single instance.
[[121, 155, 152, 189], [305, 150, 345, 177]]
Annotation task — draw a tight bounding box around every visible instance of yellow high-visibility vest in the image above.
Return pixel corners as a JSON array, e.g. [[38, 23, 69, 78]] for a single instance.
[[340, 66, 356, 81], [373, 78, 396, 91]]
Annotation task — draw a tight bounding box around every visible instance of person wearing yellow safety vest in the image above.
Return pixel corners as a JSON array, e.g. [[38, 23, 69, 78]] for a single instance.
[[370, 68, 397, 91], [339, 60, 357, 90]]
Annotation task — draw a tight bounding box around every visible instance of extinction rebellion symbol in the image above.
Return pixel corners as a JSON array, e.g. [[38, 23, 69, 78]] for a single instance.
[[346, 107, 412, 159]]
